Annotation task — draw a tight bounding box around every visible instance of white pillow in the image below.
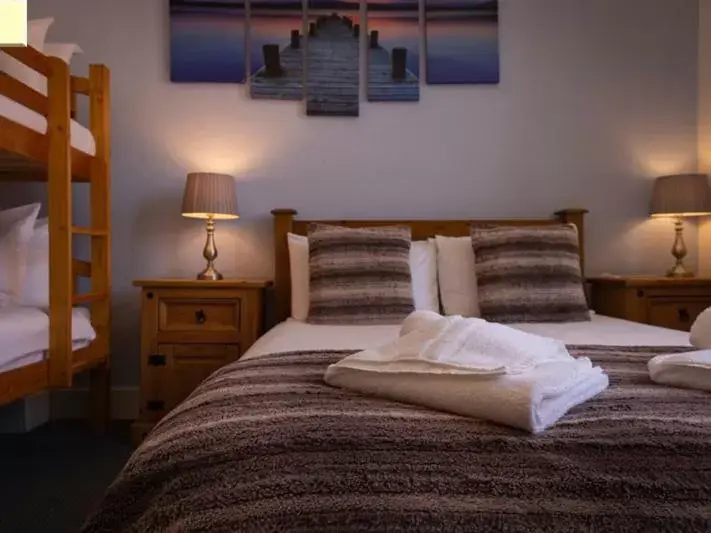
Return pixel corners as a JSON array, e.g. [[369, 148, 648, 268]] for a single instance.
[[0, 18, 54, 94], [409, 239, 440, 313], [435, 235, 480, 317], [690, 307, 711, 349], [44, 42, 84, 64], [288, 233, 309, 321], [20, 218, 49, 308], [287, 233, 441, 321], [0, 203, 41, 305]]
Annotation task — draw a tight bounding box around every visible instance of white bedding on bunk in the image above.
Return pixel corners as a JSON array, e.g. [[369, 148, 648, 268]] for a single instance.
[[242, 313, 692, 361], [0, 306, 96, 373], [0, 93, 96, 155]]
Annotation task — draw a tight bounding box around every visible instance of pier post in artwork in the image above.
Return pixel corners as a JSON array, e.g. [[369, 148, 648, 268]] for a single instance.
[[353, 24, 360, 38], [392, 48, 407, 80], [365, 0, 420, 102], [291, 30, 301, 49], [369, 30, 379, 49], [309, 22, 317, 36], [262, 44, 284, 77]]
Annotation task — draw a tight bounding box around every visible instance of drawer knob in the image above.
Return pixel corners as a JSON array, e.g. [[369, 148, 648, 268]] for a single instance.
[[146, 292, 154, 299], [195, 309, 207, 324], [678, 308, 690, 323]]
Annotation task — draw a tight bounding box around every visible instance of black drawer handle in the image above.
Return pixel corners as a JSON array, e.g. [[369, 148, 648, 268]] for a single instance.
[[678, 308, 690, 323], [195, 309, 206, 324]]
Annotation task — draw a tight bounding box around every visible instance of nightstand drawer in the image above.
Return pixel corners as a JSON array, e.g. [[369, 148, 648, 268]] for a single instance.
[[647, 298, 709, 331], [159, 298, 241, 333]]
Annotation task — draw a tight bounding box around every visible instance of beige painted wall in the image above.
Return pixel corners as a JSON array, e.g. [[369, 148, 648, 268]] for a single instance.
[[700, 0, 711, 275]]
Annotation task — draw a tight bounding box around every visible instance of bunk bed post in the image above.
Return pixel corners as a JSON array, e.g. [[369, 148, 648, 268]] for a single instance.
[[46, 56, 74, 389], [88, 64, 111, 432]]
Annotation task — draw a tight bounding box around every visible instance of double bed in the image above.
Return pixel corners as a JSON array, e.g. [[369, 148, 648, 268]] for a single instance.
[[82, 209, 710, 532]]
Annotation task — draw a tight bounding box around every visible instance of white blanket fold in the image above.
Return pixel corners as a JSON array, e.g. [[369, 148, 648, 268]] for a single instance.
[[324, 311, 609, 434], [648, 350, 711, 392]]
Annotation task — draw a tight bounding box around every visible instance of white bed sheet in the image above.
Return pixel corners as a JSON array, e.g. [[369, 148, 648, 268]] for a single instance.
[[243, 314, 691, 361], [0, 306, 96, 373], [0, 94, 96, 155]]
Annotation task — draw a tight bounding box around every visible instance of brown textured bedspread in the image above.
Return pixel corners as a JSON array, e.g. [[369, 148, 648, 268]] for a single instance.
[[83, 346, 711, 533]]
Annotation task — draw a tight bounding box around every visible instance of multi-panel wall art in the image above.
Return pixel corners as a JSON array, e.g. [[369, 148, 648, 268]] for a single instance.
[[169, 0, 499, 115]]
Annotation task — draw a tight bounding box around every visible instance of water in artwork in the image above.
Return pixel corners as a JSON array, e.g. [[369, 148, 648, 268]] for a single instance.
[[170, 1, 247, 83], [425, 0, 499, 85]]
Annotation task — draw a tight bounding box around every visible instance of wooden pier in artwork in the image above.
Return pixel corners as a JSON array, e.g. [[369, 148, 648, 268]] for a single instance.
[[251, 28, 304, 100], [306, 15, 360, 116], [251, 15, 419, 109], [367, 30, 419, 102]]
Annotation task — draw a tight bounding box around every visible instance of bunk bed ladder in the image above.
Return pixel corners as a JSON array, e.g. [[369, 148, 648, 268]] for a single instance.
[[87, 64, 111, 429]]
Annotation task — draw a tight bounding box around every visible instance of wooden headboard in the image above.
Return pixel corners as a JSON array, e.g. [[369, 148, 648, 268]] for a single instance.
[[271, 208, 589, 323]]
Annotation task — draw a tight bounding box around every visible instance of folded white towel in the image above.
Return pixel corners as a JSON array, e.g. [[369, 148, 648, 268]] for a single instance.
[[648, 350, 711, 392], [324, 311, 609, 433], [347, 310, 573, 377], [690, 307, 711, 349]]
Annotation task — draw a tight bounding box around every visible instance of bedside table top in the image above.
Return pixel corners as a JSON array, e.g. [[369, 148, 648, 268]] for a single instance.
[[133, 278, 273, 289], [587, 275, 711, 287]]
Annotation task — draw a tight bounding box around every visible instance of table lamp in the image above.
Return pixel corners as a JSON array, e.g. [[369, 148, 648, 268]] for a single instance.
[[181, 172, 239, 280], [650, 173, 711, 277]]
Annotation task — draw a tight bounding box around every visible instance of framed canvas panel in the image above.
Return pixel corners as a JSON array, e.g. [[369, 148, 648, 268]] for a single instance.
[[170, 0, 247, 83], [249, 0, 305, 100], [425, 0, 499, 85], [305, 1, 360, 117], [366, 0, 420, 102]]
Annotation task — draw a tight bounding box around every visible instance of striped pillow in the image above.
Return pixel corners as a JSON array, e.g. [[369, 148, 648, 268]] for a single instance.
[[307, 224, 415, 325], [470, 224, 590, 323]]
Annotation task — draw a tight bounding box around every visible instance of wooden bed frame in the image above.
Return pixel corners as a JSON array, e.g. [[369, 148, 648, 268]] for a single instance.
[[271, 208, 589, 324], [0, 46, 111, 429]]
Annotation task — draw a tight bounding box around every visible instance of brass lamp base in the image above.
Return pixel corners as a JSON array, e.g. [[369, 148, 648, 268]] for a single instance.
[[666, 217, 695, 278], [197, 265, 224, 281], [196, 216, 224, 281]]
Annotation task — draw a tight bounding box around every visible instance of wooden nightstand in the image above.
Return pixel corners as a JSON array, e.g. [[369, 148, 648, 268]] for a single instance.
[[131, 278, 271, 445], [587, 276, 711, 331]]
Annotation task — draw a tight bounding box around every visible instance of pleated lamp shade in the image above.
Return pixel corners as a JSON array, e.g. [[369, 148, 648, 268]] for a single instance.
[[181, 172, 239, 220], [650, 174, 711, 218]]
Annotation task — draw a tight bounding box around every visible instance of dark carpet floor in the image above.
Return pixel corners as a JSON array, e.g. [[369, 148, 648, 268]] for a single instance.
[[0, 421, 133, 533]]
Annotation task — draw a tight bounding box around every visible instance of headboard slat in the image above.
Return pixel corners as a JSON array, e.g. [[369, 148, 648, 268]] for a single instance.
[[271, 208, 589, 324]]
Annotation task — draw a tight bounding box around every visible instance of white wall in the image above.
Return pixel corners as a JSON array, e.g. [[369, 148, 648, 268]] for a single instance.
[[24, 0, 699, 387], [700, 0, 711, 276]]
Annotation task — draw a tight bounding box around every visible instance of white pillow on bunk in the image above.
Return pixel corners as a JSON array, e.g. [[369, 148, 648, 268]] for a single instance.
[[287, 232, 441, 321], [20, 218, 49, 308], [434, 235, 480, 317], [0, 18, 54, 94], [0, 203, 41, 306], [44, 43, 84, 64], [35, 42, 83, 96]]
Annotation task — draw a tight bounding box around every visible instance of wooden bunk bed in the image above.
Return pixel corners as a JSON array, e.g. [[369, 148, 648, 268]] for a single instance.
[[0, 45, 111, 429]]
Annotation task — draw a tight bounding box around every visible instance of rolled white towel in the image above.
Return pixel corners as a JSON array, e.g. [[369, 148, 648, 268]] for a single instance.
[[690, 307, 711, 349], [648, 350, 711, 392]]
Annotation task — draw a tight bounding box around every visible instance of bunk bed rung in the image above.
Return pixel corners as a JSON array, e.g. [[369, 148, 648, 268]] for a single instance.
[[72, 226, 108, 236], [73, 292, 107, 304]]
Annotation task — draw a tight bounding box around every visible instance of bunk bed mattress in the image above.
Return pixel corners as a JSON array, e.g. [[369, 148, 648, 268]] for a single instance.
[[0, 306, 96, 373], [0, 94, 96, 155]]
